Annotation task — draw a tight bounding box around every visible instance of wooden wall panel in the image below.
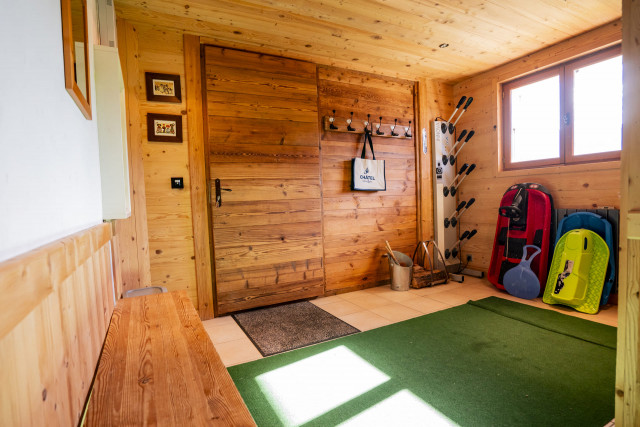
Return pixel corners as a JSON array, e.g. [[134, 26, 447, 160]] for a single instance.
[[453, 22, 622, 272], [0, 223, 115, 426], [616, 0, 640, 422], [114, 18, 152, 296], [318, 67, 418, 293], [416, 79, 454, 240], [205, 46, 324, 314], [118, 21, 199, 306]]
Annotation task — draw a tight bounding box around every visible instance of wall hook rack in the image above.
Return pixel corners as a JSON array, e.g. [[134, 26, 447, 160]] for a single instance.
[[322, 115, 412, 139]]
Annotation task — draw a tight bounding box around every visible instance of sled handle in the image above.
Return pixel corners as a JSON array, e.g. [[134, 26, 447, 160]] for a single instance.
[[520, 245, 541, 267]]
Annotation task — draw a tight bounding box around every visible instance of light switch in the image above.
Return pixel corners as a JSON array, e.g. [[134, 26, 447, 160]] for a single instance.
[[171, 177, 184, 189]]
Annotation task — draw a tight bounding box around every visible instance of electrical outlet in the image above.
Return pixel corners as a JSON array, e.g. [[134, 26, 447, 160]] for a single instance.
[[466, 254, 473, 262]]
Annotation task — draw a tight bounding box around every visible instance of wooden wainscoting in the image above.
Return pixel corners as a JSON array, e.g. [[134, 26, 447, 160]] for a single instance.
[[0, 223, 116, 426]]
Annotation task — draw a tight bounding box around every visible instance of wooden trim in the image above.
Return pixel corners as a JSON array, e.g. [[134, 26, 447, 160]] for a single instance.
[[184, 34, 215, 319], [616, 1, 640, 423], [0, 223, 111, 340], [501, 66, 563, 170], [60, 0, 91, 119], [413, 81, 423, 241], [502, 44, 622, 171], [564, 45, 622, 164], [0, 223, 115, 426], [115, 19, 152, 292]]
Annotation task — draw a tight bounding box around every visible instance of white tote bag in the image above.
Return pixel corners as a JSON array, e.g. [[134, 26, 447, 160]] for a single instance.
[[351, 129, 386, 191]]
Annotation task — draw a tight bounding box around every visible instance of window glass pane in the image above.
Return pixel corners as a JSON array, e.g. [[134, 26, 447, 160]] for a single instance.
[[573, 55, 622, 155], [510, 76, 560, 163]]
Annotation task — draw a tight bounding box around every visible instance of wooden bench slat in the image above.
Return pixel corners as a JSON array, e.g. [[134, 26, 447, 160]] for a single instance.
[[86, 291, 255, 426]]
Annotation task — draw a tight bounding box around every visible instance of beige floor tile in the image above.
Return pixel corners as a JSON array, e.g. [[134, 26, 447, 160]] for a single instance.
[[410, 284, 454, 297], [428, 291, 475, 307], [204, 321, 247, 345], [340, 311, 393, 331], [318, 299, 365, 317], [342, 292, 392, 310], [370, 303, 423, 322], [450, 285, 502, 300], [214, 338, 262, 367], [337, 289, 376, 302], [364, 285, 394, 295], [202, 315, 236, 328], [309, 295, 343, 307], [399, 296, 452, 314], [376, 289, 419, 303]]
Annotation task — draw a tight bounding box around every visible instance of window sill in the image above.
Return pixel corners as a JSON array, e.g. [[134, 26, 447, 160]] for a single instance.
[[498, 159, 621, 178]]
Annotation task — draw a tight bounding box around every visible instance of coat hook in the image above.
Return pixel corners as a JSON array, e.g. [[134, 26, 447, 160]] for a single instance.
[[376, 116, 384, 135], [363, 113, 371, 131], [347, 111, 355, 131], [391, 118, 399, 136], [405, 120, 412, 138], [329, 109, 338, 129]]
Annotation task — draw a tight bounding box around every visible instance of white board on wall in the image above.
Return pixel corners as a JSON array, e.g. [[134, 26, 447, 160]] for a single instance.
[[0, 0, 103, 262]]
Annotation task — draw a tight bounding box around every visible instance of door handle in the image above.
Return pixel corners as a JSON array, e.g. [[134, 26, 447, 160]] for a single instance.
[[214, 178, 232, 207]]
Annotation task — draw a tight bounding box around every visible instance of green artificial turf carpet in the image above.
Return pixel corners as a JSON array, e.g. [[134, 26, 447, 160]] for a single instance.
[[228, 296, 616, 427]]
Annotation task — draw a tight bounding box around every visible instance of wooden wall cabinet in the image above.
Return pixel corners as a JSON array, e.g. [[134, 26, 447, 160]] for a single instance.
[[94, 45, 131, 220]]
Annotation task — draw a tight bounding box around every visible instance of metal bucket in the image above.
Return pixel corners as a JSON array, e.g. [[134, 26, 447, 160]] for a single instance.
[[388, 251, 413, 291]]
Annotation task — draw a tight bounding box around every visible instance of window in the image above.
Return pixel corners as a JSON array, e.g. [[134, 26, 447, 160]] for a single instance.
[[502, 45, 622, 170]]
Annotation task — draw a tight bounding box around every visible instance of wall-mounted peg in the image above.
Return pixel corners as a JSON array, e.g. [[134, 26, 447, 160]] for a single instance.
[[329, 109, 338, 129], [391, 119, 398, 136], [404, 120, 412, 138], [347, 112, 355, 131], [376, 116, 384, 135], [363, 113, 371, 131]]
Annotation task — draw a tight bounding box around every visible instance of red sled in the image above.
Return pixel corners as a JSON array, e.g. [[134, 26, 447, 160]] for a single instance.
[[488, 183, 554, 294]]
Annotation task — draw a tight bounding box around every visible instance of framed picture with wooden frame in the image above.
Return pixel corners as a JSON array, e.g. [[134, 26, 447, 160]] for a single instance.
[[145, 72, 182, 103], [147, 113, 183, 143]]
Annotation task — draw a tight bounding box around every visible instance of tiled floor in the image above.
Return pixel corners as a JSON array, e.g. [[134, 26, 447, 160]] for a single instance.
[[202, 276, 618, 367]]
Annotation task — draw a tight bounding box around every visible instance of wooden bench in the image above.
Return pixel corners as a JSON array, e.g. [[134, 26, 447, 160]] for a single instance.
[[85, 291, 255, 426]]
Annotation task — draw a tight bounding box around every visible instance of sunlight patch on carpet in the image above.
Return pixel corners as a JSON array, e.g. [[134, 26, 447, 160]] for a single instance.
[[256, 345, 389, 426], [338, 390, 459, 427]]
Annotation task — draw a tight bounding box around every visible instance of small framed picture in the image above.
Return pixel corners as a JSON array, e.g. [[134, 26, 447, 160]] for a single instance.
[[145, 72, 182, 103], [147, 113, 183, 143]]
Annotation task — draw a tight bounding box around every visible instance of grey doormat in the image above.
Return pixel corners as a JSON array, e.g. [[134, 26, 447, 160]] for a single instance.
[[232, 301, 360, 356]]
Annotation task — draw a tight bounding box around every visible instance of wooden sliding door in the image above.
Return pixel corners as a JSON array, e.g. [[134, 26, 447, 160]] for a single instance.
[[204, 46, 324, 314]]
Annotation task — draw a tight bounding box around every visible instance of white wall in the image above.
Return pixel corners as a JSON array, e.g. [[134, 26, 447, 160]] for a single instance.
[[0, 0, 103, 262]]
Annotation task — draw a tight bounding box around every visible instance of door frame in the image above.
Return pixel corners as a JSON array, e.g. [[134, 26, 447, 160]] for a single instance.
[[184, 34, 216, 319]]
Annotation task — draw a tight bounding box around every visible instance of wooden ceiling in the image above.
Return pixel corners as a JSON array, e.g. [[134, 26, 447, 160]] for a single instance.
[[115, 0, 621, 82]]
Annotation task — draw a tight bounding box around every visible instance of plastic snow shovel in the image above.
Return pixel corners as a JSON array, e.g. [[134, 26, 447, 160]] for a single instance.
[[503, 245, 541, 300]]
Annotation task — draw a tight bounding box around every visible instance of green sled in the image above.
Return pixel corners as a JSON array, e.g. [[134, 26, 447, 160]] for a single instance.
[[543, 229, 609, 314]]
